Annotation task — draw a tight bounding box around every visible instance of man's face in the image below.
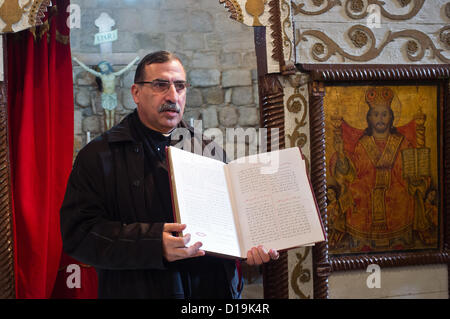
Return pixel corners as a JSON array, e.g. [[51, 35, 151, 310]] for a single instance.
[[368, 105, 392, 134], [131, 60, 186, 133]]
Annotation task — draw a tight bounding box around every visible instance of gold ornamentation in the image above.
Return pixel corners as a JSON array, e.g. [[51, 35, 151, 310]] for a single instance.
[[296, 25, 450, 63], [219, 0, 244, 22], [28, 0, 51, 28], [0, 0, 32, 32], [290, 247, 312, 299], [56, 29, 69, 45], [292, 0, 342, 16], [245, 0, 266, 26]]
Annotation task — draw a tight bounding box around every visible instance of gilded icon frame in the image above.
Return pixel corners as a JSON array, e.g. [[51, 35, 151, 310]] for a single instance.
[[296, 64, 450, 299]]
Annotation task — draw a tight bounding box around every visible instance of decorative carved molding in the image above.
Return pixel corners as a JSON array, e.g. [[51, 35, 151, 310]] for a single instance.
[[259, 74, 286, 150], [219, 0, 244, 22], [280, 0, 295, 66], [296, 25, 450, 63], [299, 64, 450, 81], [292, 0, 425, 20], [344, 0, 425, 21], [292, 0, 341, 16], [0, 78, 15, 298], [258, 73, 289, 298], [268, 0, 284, 67], [330, 251, 449, 272], [0, 0, 51, 33], [308, 80, 330, 299], [286, 75, 309, 149]]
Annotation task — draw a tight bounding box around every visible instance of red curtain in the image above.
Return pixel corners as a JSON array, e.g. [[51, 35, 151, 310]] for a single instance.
[[7, 0, 97, 298]]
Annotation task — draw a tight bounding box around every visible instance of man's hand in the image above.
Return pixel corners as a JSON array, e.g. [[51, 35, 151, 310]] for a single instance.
[[162, 223, 205, 262], [246, 245, 280, 266]]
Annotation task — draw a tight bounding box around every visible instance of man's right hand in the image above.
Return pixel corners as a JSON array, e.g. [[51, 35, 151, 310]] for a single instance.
[[162, 223, 205, 262]]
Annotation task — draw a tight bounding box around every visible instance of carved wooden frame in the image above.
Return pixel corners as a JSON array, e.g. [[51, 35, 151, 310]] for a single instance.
[[300, 63, 450, 299], [0, 35, 15, 299]]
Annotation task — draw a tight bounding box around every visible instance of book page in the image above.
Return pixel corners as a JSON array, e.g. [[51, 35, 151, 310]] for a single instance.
[[227, 147, 325, 254], [168, 147, 241, 258]]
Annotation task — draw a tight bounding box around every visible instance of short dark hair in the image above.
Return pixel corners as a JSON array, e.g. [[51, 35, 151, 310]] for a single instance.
[[134, 51, 183, 83]]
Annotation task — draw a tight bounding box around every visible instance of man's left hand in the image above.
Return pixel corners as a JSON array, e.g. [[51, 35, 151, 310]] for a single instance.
[[246, 245, 279, 266]]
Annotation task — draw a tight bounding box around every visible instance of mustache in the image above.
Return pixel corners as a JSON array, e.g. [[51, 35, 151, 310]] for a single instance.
[[158, 103, 181, 113]]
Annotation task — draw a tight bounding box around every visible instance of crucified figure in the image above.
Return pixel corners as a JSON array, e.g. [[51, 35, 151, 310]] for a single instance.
[[73, 56, 140, 130]]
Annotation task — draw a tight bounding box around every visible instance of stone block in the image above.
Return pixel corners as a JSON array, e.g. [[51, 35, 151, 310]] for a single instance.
[[113, 31, 138, 53], [82, 115, 101, 133], [191, 51, 218, 69], [117, 9, 142, 32], [161, 0, 195, 9], [253, 83, 260, 105], [159, 10, 188, 32], [186, 88, 203, 107], [189, 69, 221, 87], [135, 33, 165, 52], [214, 12, 243, 34], [203, 87, 224, 105], [231, 86, 253, 106], [121, 66, 137, 88], [238, 107, 259, 126], [190, 11, 213, 32], [220, 52, 241, 69], [121, 88, 137, 110], [76, 70, 97, 86], [139, 10, 161, 33], [75, 88, 91, 108], [183, 109, 202, 126], [201, 106, 219, 128], [205, 33, 221, 51], [222, 70, 252, 88], [218, 106, 237, 127], [74, 110, 82, 135], [182, 33, 205, 51]]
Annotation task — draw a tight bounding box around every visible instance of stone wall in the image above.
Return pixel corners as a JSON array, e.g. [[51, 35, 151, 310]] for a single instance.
[[71, 0, 259, 156]]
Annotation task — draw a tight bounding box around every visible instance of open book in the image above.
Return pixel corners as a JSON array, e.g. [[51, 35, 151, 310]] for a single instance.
[[167, 146, 326, 259]]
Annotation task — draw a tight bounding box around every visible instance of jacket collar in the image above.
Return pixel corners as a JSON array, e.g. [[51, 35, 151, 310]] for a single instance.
[[105, 111, 194, 143]]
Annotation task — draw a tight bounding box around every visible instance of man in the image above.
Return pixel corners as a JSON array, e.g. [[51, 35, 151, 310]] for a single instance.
[[332, 87, 416, 250], [60, 51, 278, 299]]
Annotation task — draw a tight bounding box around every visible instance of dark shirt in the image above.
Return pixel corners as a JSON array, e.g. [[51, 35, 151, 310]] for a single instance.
[[60, 111, 241, 298]]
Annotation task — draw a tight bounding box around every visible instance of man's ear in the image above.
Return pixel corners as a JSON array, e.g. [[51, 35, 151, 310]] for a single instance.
[[131, 84, 140, 104]]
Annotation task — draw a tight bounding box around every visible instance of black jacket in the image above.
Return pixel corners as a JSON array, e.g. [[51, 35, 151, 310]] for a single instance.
[[60, 112, 241, 298]]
